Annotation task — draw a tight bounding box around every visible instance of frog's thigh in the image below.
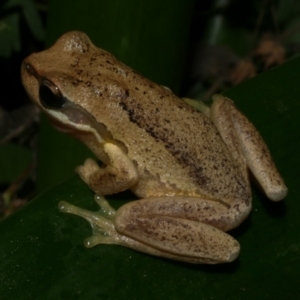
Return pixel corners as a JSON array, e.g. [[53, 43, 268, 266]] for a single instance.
[[114, 197, 242, 264], [210, 94, 287, 201], [76, 143, 139, 195]]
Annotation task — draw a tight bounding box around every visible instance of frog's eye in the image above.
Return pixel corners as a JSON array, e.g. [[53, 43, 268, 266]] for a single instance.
[[39, 80, 66, 109]]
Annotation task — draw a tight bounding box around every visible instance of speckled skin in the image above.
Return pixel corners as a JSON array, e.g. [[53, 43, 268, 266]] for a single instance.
[[21, 32, 287, 264]]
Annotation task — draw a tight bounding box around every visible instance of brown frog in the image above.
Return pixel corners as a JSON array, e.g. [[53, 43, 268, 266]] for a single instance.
[[21, 31, 287, 264]]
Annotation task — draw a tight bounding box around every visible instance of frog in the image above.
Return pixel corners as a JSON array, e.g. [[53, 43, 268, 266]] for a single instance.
[[21, 31, 287, 264]]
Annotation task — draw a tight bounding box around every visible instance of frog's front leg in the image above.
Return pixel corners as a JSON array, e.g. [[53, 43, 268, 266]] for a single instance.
[[76, 143, 139, 195], [59, 195, 242, 264]]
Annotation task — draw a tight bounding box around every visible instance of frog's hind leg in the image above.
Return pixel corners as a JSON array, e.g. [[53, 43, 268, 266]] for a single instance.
[[210, 94, 287, 201], [58, 196, 207, 263], [58, 195, 240, 264], [114, 196, 241, 264]]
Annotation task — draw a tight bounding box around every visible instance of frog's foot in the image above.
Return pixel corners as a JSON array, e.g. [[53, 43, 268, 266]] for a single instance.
[[59, 195, 122, 247]]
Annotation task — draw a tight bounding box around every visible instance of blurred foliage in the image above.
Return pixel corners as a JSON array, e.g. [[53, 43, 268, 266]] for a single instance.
[[184, 0, 300, 99], [0, 0, 45, 217], [0, 0, 44, 57]]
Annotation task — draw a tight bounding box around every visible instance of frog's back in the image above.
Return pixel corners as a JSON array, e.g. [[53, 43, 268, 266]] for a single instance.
[[114, 74, 250, 203]]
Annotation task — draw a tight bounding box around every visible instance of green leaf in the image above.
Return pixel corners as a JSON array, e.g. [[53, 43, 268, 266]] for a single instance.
[[1, 54, 299, 299]]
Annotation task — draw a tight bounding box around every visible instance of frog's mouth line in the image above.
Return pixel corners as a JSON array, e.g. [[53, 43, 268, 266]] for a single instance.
[[49, 102, 128, 153], [46, 102, 110, 143]]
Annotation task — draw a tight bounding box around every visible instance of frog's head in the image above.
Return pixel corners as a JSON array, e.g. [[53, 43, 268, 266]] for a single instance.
[[21, 31, 129, 143]]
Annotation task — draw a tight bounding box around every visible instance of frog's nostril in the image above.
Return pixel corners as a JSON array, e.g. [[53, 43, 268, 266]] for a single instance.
[[24, 63, 36, 76]]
